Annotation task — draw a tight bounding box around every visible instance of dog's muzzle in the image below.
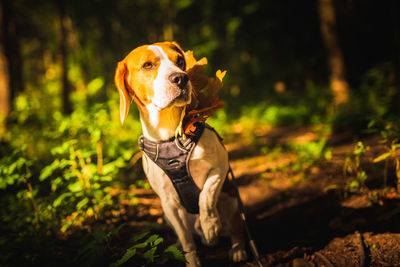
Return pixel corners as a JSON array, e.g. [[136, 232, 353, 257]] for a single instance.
[[169, 72, 189, 89], [169, 72, 191, 100]]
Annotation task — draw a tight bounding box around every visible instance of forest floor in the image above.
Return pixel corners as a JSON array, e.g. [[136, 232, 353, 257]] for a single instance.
[[102, 126, 400, 267]]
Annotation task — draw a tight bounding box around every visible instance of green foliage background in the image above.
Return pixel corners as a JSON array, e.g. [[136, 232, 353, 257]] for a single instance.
[[0, 0, 399, 266]]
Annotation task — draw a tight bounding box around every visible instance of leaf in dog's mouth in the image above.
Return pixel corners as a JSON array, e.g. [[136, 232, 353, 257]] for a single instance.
[[182, 50, 226, 135]]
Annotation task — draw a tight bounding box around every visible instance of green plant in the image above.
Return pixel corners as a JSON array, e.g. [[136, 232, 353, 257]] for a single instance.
[[369, 120, 400, 190], [110, 231, 186, 267], [0, 145, 39, 228], [344, 141, 369, 192], [76, 224, 127, 267], [76, 225, 186, 267], [38, 139, 125, 232], [290, 138, 331, 175], [0, 145, 33, 189]]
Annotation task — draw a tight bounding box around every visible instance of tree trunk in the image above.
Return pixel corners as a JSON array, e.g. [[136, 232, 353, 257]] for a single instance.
[[161, 0, 175, 41], [2, 0, 23, 97], [57, 0, 72, 115], [318, 0, 349, 107], [0, 0, 11, 117], [0, 48, 10, 117]]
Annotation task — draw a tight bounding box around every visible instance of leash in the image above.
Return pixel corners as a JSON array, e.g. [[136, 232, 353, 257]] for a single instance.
[[228, 166, 264, 267]]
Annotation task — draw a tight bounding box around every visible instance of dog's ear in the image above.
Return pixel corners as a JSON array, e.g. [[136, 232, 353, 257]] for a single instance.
[[172, 41, 183, 52], [171, 42, 189, 72], [115, 60, 130, 124]]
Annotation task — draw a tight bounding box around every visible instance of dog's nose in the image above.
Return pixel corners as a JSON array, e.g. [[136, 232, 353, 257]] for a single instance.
[[168, 72, 189, 88]]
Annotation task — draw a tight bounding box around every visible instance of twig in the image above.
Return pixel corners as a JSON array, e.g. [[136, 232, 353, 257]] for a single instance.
[[25, 178, 40, 229], [314, 251, 334, 267], [384, 159, 388, 188], [97, 140, 103, 174], [355, 231, 366, 267], [130, 151, 143, 166]]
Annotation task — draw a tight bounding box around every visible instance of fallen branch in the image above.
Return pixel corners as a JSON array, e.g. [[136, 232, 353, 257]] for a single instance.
[[355, 231, 366, 267]]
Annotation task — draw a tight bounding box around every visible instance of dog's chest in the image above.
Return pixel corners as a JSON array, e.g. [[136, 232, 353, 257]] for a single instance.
[[141, 128, 228, 206]]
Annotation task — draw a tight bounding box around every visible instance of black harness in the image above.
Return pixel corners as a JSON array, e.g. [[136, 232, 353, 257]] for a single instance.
[[138, 123, 234, 214]]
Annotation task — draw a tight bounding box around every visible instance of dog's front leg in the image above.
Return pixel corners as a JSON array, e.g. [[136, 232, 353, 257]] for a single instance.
[[199, 168, 226, 244], [161, 199, 201, 267]]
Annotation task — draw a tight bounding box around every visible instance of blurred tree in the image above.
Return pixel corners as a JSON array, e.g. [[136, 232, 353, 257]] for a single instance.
[[161, 0, 175, 41], [0, 0, 10, 117], [318, 0, 349, 107], [2, 0, 23, 95], [57, 0, 72, 115], [1, 0, 24, 116]]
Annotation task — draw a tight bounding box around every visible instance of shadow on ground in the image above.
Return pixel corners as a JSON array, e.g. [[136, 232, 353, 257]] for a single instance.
[[198, 127, 400, 267]]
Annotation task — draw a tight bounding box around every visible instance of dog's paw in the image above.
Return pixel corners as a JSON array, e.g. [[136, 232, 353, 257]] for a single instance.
[[200, 235, 218, 247], [200, 212, 222, 244], [185, 250, 201, 267], [229, 242, 248, 263]]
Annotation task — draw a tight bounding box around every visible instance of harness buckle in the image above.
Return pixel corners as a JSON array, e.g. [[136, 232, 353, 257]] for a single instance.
[[138, 136, 145, 151]]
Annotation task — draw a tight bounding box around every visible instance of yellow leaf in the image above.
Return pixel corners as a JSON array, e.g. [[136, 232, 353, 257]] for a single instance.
[[373, 152, 391, 163], [216, 70, 227, 82], [182, 50, 227, 134]]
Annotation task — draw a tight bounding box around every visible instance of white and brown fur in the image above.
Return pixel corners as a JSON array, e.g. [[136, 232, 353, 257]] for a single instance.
[[115, 42, 247, 266]]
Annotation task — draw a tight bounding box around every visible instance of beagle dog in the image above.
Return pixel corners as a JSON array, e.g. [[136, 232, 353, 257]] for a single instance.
[[115, 41, 247, 266]]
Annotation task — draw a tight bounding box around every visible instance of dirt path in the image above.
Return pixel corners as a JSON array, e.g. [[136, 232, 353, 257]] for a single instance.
[[118, 126, 400, 266]]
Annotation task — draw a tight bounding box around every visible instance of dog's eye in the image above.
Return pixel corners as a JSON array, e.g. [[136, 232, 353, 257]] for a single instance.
[[176, 56, 185, 70], [142, 62, 154, 70]]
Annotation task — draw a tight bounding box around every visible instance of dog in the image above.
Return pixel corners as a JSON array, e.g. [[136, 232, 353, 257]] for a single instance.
[[115, 41, 247, 266]]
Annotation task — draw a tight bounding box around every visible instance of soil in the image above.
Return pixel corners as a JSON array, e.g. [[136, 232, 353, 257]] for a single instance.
[[106, 126, 400, 267]]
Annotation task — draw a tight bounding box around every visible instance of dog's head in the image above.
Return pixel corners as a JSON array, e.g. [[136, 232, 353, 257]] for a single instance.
[[115, 42, 192, 124]]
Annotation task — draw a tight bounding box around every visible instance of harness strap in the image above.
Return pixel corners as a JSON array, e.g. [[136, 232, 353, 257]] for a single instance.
[[139, 123, 236, 216], [139, 123, 205, 214], [227, 167, 264, 267]]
